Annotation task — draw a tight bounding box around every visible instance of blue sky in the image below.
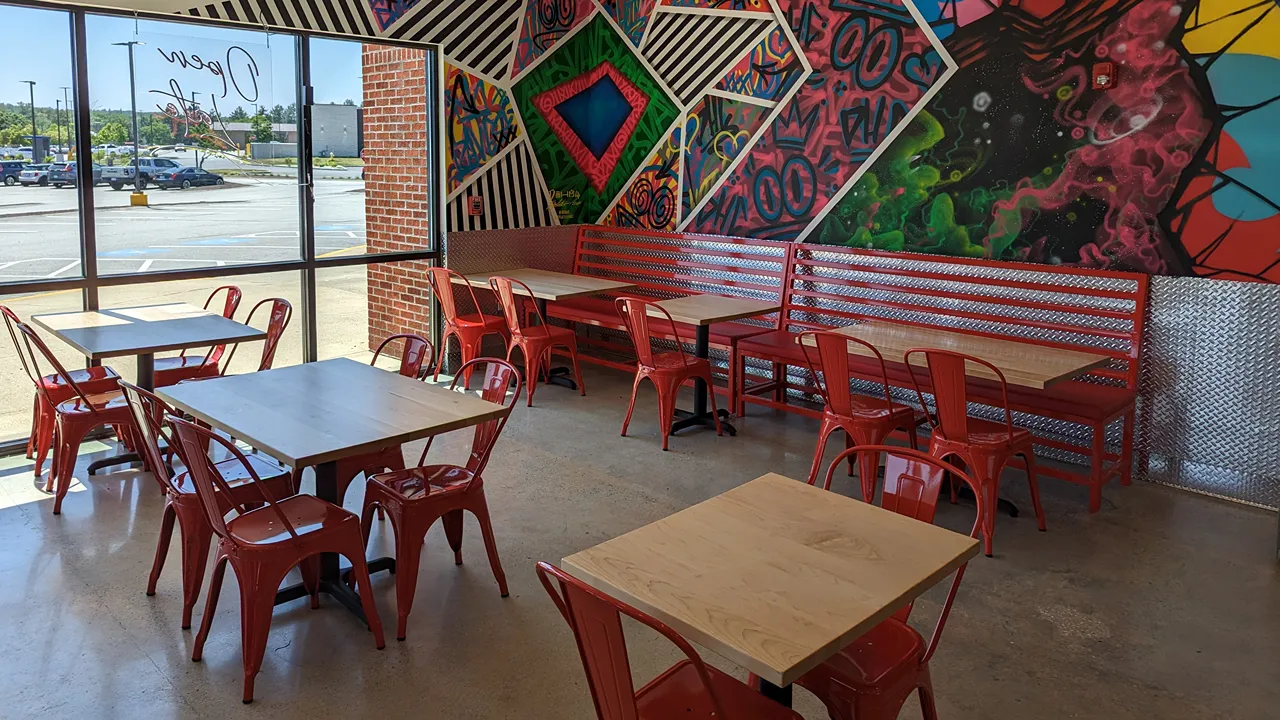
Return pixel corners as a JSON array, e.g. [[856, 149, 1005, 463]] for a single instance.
[[0, 4, 363, 111]]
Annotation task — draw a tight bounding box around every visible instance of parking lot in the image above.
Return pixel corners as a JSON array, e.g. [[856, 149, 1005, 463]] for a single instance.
[[0, 175, 367, 281]]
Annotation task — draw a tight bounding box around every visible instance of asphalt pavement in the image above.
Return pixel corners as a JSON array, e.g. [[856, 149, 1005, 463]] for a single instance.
[[0, 177, 367, 281]]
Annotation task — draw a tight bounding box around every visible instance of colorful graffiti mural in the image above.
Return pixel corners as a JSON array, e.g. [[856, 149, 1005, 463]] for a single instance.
[[425, 0, 1277, 280], [444, 63, 520, 193]]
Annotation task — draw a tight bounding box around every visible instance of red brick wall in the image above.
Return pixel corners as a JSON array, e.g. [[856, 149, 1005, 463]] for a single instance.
[[362, 44, 431, 351]]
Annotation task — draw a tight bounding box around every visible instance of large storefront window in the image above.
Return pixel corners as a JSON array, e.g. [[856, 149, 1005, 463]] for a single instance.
[[0, 1, 440, 452]]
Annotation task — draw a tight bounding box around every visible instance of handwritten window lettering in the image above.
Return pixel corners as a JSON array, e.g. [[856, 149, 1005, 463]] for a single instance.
[[147, 42, 265, 150]]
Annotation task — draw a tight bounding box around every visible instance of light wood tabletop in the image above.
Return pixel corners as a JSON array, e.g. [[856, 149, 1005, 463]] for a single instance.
[[801, 321, 1111, 390], [31, 303, 266, 359], [653, 295, 780, 326], [562, 473, 979, 687], [454, 268, 635, 301], [156, 357, 509, 467]]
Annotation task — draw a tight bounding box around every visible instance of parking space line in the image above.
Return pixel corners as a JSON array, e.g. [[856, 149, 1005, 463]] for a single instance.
[[138, 260, 154, 272], [46, 261, 80, 278]]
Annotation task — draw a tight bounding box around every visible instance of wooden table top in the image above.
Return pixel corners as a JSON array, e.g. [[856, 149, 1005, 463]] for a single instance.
[[562, 473, 979, 687], [156, 358, 509, 467], [455, 268, 635, 301], [653, 295, 780, 326], [31, 303, 266, 359], [802, 321, 1112, 390]]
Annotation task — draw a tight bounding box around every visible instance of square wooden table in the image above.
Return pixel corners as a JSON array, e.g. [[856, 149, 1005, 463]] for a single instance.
[[653, 295, 779, 436], [158, 357, 509, 623], [563, 473, 978, 706], [32, 302, 265, 474], [456, 267, 636, 389], [807, 320, 1111, 390]]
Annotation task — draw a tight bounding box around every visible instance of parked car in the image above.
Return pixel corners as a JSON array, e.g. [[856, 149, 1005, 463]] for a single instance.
[[18, 164, 53, 186], [154, 167, 225, 190], [101, 157, 181, 190], [1, 160, 27, 186], [49, 162, 104, 188]]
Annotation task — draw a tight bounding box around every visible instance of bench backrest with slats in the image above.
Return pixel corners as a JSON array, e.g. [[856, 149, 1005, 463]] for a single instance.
[[781, 243, 1148, 390], [573, 225, 788, 308]]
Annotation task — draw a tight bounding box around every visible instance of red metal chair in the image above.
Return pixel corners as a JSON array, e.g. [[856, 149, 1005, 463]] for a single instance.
[[120, 380, 295, 629], [770, 445, 988, 720], [799, 330, 919, 496], [904, 348, 1046, 557], [537, 561, 803, 720], [168, 416, 385, 703], [615, 296, 723, 450], [216, 297, 292, 375], [2, 306, 120, 468], [427, 266, 508, 384], [490, 275, 585, 406], [330, 333, 433, 504], [11, 321, 135, 514], [359, 358, 520, 641], [154, 285, 242, 387]]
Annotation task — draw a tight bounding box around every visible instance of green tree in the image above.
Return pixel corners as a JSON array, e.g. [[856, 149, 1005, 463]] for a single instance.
[[141, 117, 174, 145], [283, 102, 297, 123], [95, 121, 129, 145], [250, 112, 274, 143], [0, 109, 26, 130], [227, 106, 249, 121], [269, 104, 286, 123], [342, 99, 356, 106], [0, 124, 33, 146]]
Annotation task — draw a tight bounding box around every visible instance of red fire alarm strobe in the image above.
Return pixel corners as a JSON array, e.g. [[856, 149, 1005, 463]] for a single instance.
[[1092, 62, 1116, 91], [468, 196, 483, 216]]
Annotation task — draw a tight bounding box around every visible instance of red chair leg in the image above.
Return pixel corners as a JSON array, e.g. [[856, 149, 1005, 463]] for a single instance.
[[655, 376, 678, 451], [805, 420, 839, 487], [27, 393, 38, 458], [567, 343, 586, 396], [176, 506, 213, 628], [442, 508, 464, 565], [1022, 450, 1047, 531], [620, 372, 643, 437], [235, 557, 293, 703], [299, 556, 321, 610], [703, 369, 723, 437], [193, 553, 228, 661], [342, 534, 386, 650], [52, 420, 93, 515], [470, 493, 508, 597], [33, 405, 54, 480], [433, 329, 456, 383], [918, 667, 939, 720], [391, 516, 425, 641], [524, 343, 542, 407], [146, 501, 178, 597], [1120, 408, 1135, 486], [1088, 425, 1105, 513]]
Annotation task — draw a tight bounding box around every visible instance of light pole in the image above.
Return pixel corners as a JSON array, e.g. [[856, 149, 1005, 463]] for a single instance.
[[112, 41, 145, 197], [60, 86, 71, 155], [20, 81, 36, 158], [55, 100, 62, 156], [190, 91, 201, 167]]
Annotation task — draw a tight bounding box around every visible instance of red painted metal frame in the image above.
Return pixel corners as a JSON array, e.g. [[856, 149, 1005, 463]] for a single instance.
[[735, 242, 1148, 512], [550, 224, 786, 408]]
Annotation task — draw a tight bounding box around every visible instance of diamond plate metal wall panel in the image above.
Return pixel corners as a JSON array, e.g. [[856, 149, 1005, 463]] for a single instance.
[[446, 225, 580, 275], [1137, 276, 1280, 509]]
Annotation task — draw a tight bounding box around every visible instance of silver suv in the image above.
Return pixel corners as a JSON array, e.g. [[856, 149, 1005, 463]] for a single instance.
[[102, 157, 182, 190]]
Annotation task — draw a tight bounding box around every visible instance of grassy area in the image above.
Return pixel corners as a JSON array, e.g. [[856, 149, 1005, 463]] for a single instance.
[[255, 157, 364, 168]]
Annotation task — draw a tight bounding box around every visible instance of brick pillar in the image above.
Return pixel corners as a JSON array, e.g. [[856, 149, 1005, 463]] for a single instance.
[[362, 44, 431, 351]]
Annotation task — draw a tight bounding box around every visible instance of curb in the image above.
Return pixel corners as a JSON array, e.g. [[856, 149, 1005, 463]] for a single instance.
[[0, 197, 251, 220]]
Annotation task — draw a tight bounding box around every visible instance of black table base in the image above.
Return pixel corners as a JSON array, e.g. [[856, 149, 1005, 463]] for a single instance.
[[533, 297, 580, 390], [669, 325, 738, 437], [760, 679, 793, 708], [272, 460, 394, 626], [88, 352, 153, 476]]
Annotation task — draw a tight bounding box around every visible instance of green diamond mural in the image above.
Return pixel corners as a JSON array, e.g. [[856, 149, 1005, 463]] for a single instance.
[[513, 13, 679, 224]]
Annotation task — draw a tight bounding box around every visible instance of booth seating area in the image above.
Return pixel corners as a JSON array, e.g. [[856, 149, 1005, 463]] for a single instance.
[[553, 225, 1144, 514]]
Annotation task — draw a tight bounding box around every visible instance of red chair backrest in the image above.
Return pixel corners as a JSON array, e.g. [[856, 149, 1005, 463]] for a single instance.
[[371, 333, 433, 378], [536, 561, 728, 720], [221, 298, 292, 374], [1, 305, 40, 390], [823, 444, 985, 661], [798, 330, 895, 416], [167, 415, 298, 542], [12, 321, 96, 410], [614, 296, 692, 369], [903, 348, 1014, 443], [489, 276, 550, 340], [181, 285, 243, 364], [426, 266, 487, 327], [118, 380, 181, 494], [415, 357, 522, 479]]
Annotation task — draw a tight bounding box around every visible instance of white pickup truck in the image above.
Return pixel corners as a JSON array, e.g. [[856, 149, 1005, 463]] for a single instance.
[[102, 157, 182, 190]]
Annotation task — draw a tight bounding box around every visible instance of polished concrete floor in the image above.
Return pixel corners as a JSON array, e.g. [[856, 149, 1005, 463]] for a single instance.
[[0, 364, 1277, 719]]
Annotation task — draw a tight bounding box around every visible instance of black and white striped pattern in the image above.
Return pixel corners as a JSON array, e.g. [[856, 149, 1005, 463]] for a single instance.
[[184, 0, 377, 37], [642, 12, 772, 106], [389, 0, 522, 81], [448, 142, 555, 231]]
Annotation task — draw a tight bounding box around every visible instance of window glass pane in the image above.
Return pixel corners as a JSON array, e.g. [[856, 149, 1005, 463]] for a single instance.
[[317, 260, 433, 368], [0, 4, 83, 281], [312, 40, 433, 259], [98, 271, 303, 382], [86, 14, 300, 275], [0, 288, 85, 443]]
